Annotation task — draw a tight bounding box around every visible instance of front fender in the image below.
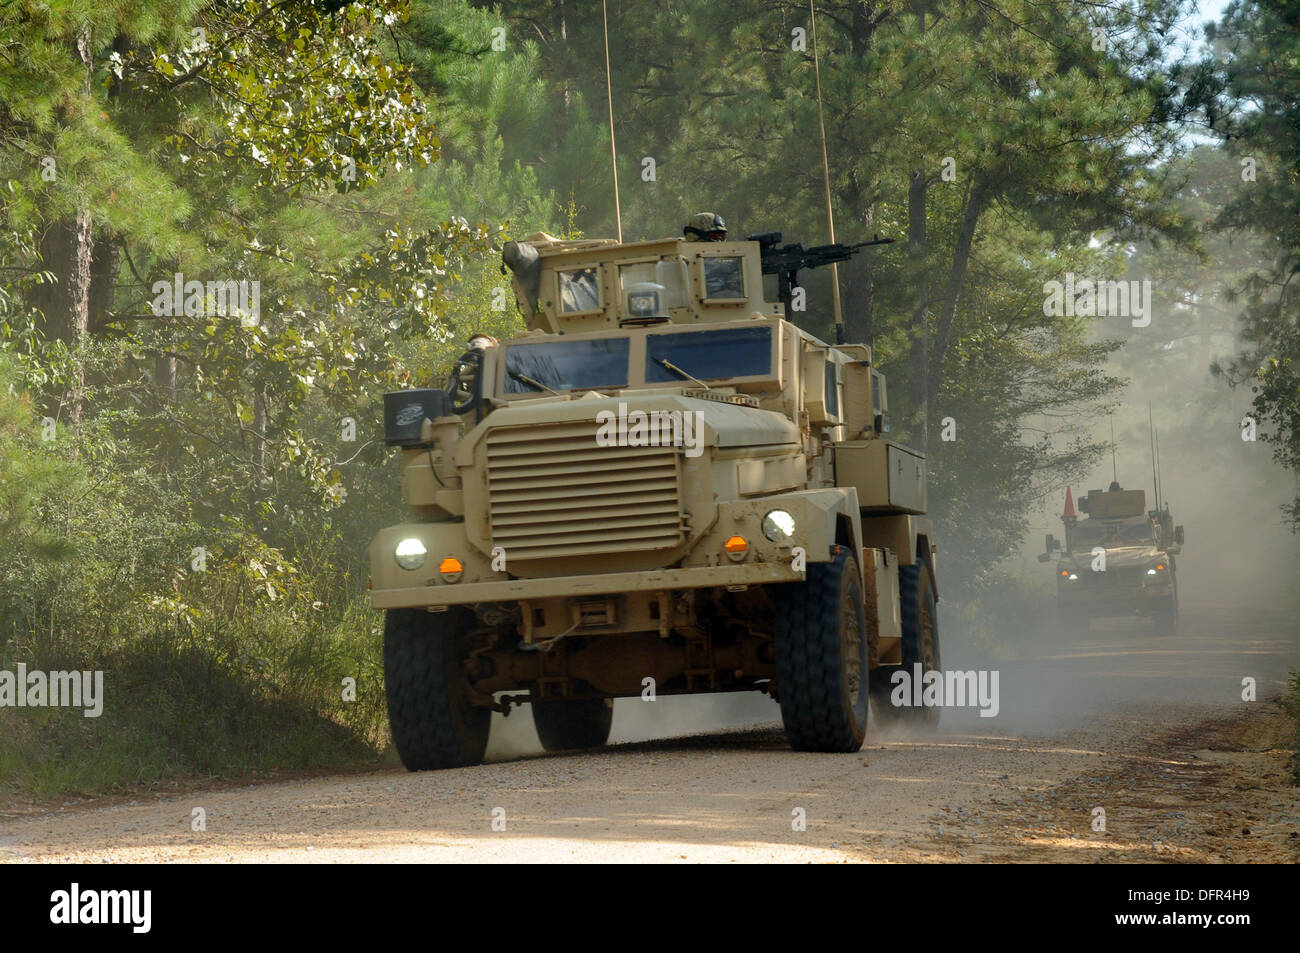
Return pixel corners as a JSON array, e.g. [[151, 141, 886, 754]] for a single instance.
[[684, 487, 860, 568]]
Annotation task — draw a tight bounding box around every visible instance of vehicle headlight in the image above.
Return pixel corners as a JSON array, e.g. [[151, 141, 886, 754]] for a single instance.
[[762, 509, 796, 543], [1059, 570, 1078, 581], [1146, 568, 1157, 575], [394, 537, 428, 570], [629, 291, 659, 316]]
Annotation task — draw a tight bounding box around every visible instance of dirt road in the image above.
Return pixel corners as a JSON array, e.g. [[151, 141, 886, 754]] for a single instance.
[[2, 605, 1296, 863]]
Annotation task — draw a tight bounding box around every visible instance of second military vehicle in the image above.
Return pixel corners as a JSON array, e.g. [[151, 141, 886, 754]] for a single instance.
[[1040, 483, 1184, 634], [370, 227, 942, 769]]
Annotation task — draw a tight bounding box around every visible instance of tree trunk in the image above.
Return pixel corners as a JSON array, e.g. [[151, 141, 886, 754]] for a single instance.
[[849, 1, 882, 57], [839, 233, 873, 343], [906, 165, 930, 447], [840, 195, 875, 344], [28, 31, 95, 426], [32, 215, 93, 346], [253, 389, 268, 474], [927, 175, 988, 410], [88, 233, 118, 334], [835, 4, 885, 345]]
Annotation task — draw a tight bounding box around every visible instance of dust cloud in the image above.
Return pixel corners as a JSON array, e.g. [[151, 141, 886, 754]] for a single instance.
[[937, 332, 1300, 738], [484, 692, 781, 762]]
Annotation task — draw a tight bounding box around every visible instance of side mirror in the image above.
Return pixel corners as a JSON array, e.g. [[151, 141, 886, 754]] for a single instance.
[[1037, 553, 1051, 563], [1174, 525, 1184, 545], [384, 388, 450, 446], [1045, 533, 1060, 553], [874, 412, 891, 435]]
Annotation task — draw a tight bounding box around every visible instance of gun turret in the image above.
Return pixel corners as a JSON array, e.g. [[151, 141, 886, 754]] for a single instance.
[[750, 233, 896, 318]]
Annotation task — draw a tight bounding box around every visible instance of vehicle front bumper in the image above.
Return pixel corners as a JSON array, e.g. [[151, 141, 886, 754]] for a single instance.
[[1057, 580, 1173, 617], [370, 561, 804, 609]]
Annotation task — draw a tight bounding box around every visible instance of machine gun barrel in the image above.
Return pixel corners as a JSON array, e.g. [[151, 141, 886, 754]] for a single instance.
[[758, 236, 895, 276], [753, 234, 896, 319]]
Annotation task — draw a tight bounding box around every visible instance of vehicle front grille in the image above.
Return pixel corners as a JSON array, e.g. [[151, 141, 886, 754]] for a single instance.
[[485, 420, 685, 560], [1079, 566, 1145, 587]]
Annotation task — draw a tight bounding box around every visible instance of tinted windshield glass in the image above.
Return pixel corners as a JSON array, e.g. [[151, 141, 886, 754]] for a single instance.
[[1070, 521, 1110, 549], [1117, 518, 1154, 544], [1070, 518, 1152, 550], [645, 325, 772, 383], [504, 338, 629, 393], [558, 268, 600, 313], [703, 258, 744, 299]]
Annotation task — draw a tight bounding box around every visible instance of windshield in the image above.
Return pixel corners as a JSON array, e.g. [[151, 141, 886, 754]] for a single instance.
[[703, 257, 745, 299], [503, 338, 629, 393], [645, 325, 772, 383], [1116, 518, 1155, 544], [558, 267, 600, 313], [1069, 517, 1154, 551]]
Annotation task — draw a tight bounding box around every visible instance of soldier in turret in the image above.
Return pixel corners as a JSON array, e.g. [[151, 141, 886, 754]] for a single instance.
[[683, 212, 727, 242]]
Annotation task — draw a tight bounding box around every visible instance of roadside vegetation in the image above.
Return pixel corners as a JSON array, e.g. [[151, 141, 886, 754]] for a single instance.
[[1, 0, 1296, 800]]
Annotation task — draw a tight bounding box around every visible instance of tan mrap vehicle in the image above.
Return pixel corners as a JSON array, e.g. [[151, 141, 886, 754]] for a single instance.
[[369, 230, 942, 770], [1039, 483, 1184, 634]]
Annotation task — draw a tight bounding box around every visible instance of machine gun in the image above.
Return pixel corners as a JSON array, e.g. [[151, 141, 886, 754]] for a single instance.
[[749, 232, 896, 321]]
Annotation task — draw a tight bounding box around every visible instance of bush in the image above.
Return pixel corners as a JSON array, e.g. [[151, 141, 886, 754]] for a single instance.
[[1280, 670, 1300, 785], [0, 358, 392, 802]]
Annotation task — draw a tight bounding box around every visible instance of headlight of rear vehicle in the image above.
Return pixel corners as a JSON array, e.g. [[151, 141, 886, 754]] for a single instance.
[[762, 509, 796, 543], [394, 537, 427, 570]]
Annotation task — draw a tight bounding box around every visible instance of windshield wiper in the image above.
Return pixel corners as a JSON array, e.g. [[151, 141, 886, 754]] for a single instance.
[[508, 369, 560, 395], [654, 357, 711, 390]]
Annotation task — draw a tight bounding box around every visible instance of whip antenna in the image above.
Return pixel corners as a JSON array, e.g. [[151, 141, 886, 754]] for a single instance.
[[1148, 402, 1160, 511], [1109, 413, 1118, 484], [1154, 424, 1163, 511], [602, 0, 623, 242], [809, 1, 844, 343]]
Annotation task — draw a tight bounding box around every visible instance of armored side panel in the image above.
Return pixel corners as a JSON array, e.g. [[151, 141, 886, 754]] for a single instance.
[[1085, 488, 1146, 519], [835, 440, 927, 514]]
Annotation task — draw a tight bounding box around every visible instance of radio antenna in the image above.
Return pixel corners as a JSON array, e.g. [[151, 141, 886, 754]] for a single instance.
[[809, 1, 844, 343], [1147, 402, 1159, 511], [601, 0, 623, 243], [1154, 423, 1163, 512], [1109, 413, 1118, 484]]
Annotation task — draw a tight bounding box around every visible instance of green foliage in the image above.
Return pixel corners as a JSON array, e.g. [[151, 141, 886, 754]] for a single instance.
[[1191, 0, 1300, 526], [0, 0, 1292, 798], [0, 2, 530, 800], [0, 355, 82, 568], [943, 567, 1057, 663]]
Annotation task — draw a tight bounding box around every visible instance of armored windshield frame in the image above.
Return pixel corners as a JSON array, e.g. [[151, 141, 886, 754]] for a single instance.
[[493, 319, 785, 400]]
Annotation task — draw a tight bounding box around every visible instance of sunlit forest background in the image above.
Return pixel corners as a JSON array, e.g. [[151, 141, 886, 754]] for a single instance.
[[2, 0, 1296, 795]]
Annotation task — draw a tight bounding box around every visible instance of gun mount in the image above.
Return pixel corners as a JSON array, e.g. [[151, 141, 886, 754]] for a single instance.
[[749, 232, 897, 319]]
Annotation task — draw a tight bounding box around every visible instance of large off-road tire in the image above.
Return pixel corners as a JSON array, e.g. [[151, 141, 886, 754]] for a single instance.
[[383, 607, 490, 771], [774, 546, 869, 752], [1153, 575, 1178, 635], [532, 698, 614, 751], [870, 558, 942, 728]]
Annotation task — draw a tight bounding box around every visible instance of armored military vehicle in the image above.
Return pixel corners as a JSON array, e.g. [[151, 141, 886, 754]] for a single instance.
[[370, 229, 942, 770], [1040, 484, 1184, 634]]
